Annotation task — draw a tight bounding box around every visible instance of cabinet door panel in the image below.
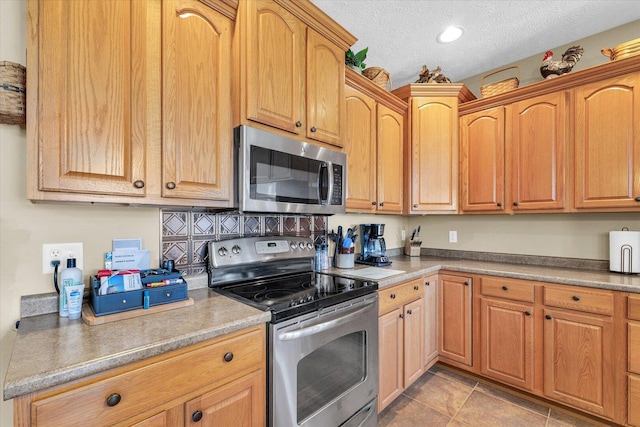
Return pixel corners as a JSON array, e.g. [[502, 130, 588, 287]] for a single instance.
[[306, 28, 344, 146], [185, 370, 265, 427], [378, 308, 403, 411], [345, 86, 376, 212], [410, 98, 458, 211], [404, 298, 425, 387], [630, 374, 640, 427], [480, 298, 534, 391], [377, 104, 403, 213], [162, 0, 232, 201], [245, 0, 305, 134], [543, 308, 614, 418], [38, 0, 149, 196], [438, 275, 472, 366], [460, 107, 505, 211], [575, 73, 640, 209], [509, 92, 566, 210]]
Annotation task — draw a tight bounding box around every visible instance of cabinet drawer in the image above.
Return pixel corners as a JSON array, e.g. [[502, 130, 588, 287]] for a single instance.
[[481, 276, 535, 302], [630, 374, 640, 427], [31, 327, 265, 426], [379, 279, 422, 314], [543, 285, 613, 315], [630, 295, 640, 321], [630, 322, 640, 374]]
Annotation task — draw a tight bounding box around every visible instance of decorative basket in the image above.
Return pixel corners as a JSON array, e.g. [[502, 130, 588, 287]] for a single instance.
[[363, 67, 392, 90], [0, 61, 26, 126], [480, 66, 520, 98]]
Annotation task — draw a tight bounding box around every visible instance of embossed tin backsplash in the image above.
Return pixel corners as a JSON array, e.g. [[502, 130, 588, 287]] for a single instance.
[[161, 210, 328, 276]]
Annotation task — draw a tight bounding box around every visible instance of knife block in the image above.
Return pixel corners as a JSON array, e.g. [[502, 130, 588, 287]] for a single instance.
[[404, 240, 421, 257]]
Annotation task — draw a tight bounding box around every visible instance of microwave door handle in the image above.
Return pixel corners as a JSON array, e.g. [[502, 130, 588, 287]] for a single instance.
[[317, 163, 332, 205]]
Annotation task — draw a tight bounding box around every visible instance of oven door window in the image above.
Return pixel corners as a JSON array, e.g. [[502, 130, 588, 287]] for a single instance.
[[297, 331, 366, 423], [250, 146, 328, 205]]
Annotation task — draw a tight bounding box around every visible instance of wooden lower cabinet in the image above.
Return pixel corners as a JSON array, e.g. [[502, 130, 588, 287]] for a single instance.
[[423, 275, 438, 368], [14, 326, 266, 427], [378, 278, 424, 412], [438, 274, 472, 366], [630, 374, 640, 426]]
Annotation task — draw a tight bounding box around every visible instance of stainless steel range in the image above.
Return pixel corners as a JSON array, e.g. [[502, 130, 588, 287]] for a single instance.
[[208, 236, 379, 427]]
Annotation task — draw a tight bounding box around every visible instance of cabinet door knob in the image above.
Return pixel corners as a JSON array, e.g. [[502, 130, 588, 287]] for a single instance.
[[133, 180, 145, 189], [223, 352, 234, 362], [310, 126, 317, 132], [413, 204, 419, 208], [545, 314, 552, 320], [502, 285, 508, 291], [513, 202, 519, 207], [525, 311, 531, 316], [192, 410, 203, 422], [635, 196, 640, 202], [390, 293, 396, 299], [106, 393, 121, 407], [407, 309, 412, 315], [572, 295, 581, 301], [371, 201, 377, 205], [425, 281, 430, 286], [464, 282, 470, 286], [414, 285, 419, 291], [295, 121, 302, 128], [399, 313, 404, 319], [379, 202, 384, 207], [166, 182, 176, 190], [497, 202, 502, 207]]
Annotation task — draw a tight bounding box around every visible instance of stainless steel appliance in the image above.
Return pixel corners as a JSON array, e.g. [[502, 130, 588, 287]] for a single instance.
[[234, 125, 346, 214], [208, 236, 378, 427], [356, 223, 391, 267]]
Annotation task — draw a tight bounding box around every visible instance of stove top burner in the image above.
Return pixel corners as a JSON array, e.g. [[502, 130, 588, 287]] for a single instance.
[[212, 271, 378, 323]]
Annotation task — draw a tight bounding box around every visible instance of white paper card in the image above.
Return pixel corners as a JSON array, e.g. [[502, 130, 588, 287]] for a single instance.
[[111, 249, 150, 270]]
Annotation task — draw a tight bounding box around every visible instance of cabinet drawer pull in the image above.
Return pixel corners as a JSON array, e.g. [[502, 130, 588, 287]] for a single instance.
[[413, 285, 419, 291], [572, 295, 581, 301], [133, 180, 145, 189], [310, 126, 317, 132], [106, 393, 121, 407], [192, 410, 203, 422], [407, 309, 412, 315], [513, 202, 519, 207], [295, 121, 302, 128], [223, 352, 234, 362], [545, 314, 552, 320], [166, 181, 176, 190], [390, 294, 396, 299], [502, 285, 508, 291], [525, 311, 531, 316]]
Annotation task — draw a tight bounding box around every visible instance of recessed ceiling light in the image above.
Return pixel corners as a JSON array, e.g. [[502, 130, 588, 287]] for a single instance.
[[437, 26, 463, 43]]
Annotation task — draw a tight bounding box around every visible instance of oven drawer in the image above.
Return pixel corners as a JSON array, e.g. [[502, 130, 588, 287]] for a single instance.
[[543, 285, 613, 315], [379, 278, 422, 315]]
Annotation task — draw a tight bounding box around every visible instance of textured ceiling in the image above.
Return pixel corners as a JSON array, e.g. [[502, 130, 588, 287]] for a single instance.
[[310, 0, 640, 87]]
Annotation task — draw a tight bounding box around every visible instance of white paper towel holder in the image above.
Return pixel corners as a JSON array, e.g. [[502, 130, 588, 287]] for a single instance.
[[610, 227, 640, 274]]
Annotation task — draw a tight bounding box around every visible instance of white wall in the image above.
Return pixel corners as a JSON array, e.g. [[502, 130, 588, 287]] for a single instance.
[[0, 2, 160, 424]]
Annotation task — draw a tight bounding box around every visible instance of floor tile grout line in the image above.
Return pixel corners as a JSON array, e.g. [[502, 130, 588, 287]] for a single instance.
[[448, 380, 478, 425], [473, 387, 551, 420]]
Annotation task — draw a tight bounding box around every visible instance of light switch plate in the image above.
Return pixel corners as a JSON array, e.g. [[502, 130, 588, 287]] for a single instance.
[[449, 231, 458, 243]]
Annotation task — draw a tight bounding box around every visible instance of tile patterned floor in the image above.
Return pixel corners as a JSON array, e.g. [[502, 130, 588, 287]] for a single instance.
[[378, 364, 602, 427]]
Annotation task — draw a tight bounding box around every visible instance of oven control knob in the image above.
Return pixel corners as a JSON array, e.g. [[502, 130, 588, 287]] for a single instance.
[[290, 242, 298, 250], [231, 245, 241, 255], [217, 247, 228, 257]]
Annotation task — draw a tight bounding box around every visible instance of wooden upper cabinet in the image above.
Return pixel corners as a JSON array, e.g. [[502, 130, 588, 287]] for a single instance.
[[162, 0, 232, 201], [460, 107, 506, 212], [507, 92, 567, 211], [306, 28, 345, 146], [393, 85, 475, 214], [377, 104, 404, 213], [34, 0, 152, 197], [574, 72, 640, 210], [243, 0, 306, 135], [345, 85, 376, 212], [237, 0, 355, 147]]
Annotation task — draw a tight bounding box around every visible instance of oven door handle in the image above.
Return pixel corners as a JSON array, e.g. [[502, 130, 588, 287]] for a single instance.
[[277, 298, 376, 341]]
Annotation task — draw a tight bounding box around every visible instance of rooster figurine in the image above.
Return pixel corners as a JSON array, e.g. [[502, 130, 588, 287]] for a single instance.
[[540, 45, 584, 79]]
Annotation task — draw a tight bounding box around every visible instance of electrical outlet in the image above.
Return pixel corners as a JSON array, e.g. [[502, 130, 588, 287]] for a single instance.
[[42, 243, 84, 274], [449, 231, 458, 243], [401, 229, 406, 241]]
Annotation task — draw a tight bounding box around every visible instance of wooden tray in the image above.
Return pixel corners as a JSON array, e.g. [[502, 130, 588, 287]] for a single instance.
[[81, 298, 194, 325]]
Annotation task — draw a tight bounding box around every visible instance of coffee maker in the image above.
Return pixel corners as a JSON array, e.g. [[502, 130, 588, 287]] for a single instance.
[[356, 223, 391, 267]]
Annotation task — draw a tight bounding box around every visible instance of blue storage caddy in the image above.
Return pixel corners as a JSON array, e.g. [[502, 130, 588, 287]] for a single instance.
[[89, 270, 188, 316]]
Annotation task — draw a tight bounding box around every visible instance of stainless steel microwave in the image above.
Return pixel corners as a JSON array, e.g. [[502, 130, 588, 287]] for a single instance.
[[234, 125, 346, 215]]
